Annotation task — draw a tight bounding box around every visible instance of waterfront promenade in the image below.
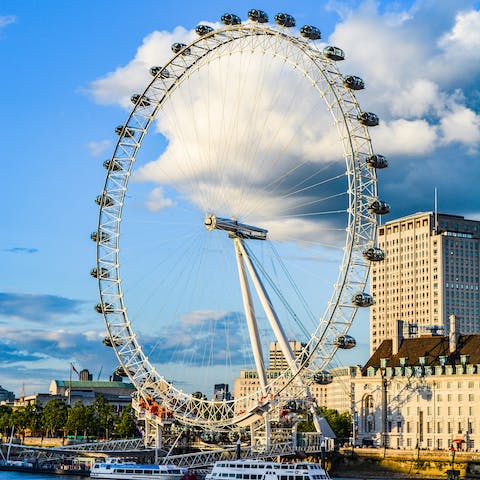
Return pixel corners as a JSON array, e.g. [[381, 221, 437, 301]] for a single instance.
[[333, 447, 480, 478]]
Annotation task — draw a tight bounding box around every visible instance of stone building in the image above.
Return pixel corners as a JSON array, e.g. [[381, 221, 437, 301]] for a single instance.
[[370, 212, 480, 354], [354, 319, 480, 450]]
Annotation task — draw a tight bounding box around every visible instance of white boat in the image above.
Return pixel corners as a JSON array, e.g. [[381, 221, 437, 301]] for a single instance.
[[90, 457, 186, 480], [205, 459, 330, 480]]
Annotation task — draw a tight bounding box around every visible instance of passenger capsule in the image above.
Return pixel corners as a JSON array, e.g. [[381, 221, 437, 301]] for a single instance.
[[130, 94, 151, 107], [369, 199, 390, 215], [115, 125, 135, 138], [171, 43, 191, 55], [313, 371, 333, 385], [103, 159, 122, 171], [343, 75, 365, 90], [103, 336, 122, 347], [275, 13, 295, 27], [196, 25, 214, 36], [91, 231, 110, 243], [95, 302, 114, 314], [90, 267, 110, 279], [300, 25, 321, 40], [248, 9, 268, 23], [149, 66, 170, 78], [352, 292, 374, 307], [363, 247, 385, 262], [95, 194, 114, 207], [115, 365, 133, 377], [323, 46, 345, 61], [221, 13, 241, 25], [357, 112, 379, 127], [334, 335, 356, 349], [366, 154, 388, 169]]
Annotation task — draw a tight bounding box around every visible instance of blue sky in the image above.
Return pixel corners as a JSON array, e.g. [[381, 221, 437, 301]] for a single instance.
[[1, 0, 479, 397]]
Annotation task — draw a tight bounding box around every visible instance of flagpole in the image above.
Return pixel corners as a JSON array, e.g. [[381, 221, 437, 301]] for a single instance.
[[69, 363, 72, 407]]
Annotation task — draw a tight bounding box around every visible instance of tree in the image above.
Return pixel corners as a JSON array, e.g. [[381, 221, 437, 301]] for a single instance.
[[297, 407, 352, 438], [320, 407, 352, 438], [92, 395, 116, 440], [42, 398, 68, 438], [24, 403, 43, 437], [114, 404, 138, 438], [67, 401, 94, 439], [0, 405, 13, 437], [10, 407, 29, 440]]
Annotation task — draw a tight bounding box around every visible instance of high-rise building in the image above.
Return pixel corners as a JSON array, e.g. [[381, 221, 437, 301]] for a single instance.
[[370, 212, 480, 354], [269, 340, 308, 369]]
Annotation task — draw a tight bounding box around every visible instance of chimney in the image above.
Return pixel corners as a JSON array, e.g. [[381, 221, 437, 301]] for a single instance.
[[449, 314, 458, 353], [392, 319, 404, 355]]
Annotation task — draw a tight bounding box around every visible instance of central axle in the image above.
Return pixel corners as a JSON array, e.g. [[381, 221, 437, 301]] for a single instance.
[[204, 214, 268, 240]]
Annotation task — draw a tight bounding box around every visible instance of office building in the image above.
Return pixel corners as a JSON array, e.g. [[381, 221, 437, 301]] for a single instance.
[[370, 212, 480, 354]]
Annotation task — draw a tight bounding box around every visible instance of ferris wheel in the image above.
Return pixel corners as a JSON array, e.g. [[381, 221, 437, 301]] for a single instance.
[[92, 9, 388, 433]]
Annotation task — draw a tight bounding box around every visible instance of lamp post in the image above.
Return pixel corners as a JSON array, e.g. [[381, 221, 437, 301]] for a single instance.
[[382, 373, 388, 450]]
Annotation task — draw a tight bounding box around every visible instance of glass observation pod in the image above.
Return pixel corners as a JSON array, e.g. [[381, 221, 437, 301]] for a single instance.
[[102, 336, 123, 347], [149, 66, 170, 78], [95, 302, 114, 314], [366, 154, 388, 169], [300, 25, 321, 40], [334, 334, 356, 349], [91, 230, 110, 243], [323, 46, 345, 61], [357, 112, 379, 126], [196, 25, 214, 36], [313, 371, 333, 385], [282, 400, 308, 412], [221, 13, 241, 25], [130, 94, 151, 107], [103, 159, 122, 171], [352, 292, 374, 307], [95, 194, 114, 208], [343, 75, 365, 90], [248, 9, 268, 23], [368, 199, 390, 215], [90, 267, 110, 279], [115, 125, 135, 138], [275, 13, 296, 27], [362, 246, 385, 262], [171, 43, 191, 55], [115, 366, 133, 377]]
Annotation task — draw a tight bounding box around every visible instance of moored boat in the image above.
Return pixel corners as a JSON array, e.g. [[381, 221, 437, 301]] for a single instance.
[[90, 457, 185, 480], [205, 459, 330, 480]]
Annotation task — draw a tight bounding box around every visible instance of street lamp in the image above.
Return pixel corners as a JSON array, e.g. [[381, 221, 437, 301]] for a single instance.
[[380, 359, 389, 450]]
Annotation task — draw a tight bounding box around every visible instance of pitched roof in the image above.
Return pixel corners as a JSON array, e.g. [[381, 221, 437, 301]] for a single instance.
[[362, 334, 480, 374]]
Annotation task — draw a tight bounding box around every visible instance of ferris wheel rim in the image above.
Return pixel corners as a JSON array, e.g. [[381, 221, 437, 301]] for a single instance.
[[94, 19, 380, 429]]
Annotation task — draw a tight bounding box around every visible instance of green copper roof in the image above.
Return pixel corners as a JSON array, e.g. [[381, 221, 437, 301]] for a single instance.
[[54, 380, 134, 389]]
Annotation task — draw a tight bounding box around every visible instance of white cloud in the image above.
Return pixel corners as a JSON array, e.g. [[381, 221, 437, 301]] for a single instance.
[[439, 10, 480, 50], [89, 2, 480, 236], [371, 119, 438, 156], [439, 106, 480, 148], [86, 139, 111, 157], [146, 187, 174, 212], [89, 26, 198, 107], [0, 15, 15, 29]]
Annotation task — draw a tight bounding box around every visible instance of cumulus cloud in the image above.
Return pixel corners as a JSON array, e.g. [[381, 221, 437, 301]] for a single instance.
[[86, 139, 111, 157], [0, 326, 118, 394], [0, 292, 85, 323], [327, 1, 480, 217], [138, 309, 249, 366], [146, 187, 174, 212]]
